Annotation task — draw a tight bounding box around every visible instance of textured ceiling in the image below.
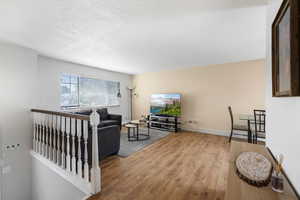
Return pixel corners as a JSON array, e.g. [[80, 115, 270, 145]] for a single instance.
[[0, 0, 267, 74]]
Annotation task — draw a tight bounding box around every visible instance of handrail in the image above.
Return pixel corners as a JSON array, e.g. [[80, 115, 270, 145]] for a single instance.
[[31, 109, 90, 121]]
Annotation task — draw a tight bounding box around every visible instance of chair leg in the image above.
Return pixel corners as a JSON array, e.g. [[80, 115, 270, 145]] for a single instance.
[[127, 128, 130, 141], [256, 132, 258, 144], [229, 129, 233, 143]]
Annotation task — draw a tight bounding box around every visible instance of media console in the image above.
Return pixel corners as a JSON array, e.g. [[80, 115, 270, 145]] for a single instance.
[[147, 115, 180, 132]]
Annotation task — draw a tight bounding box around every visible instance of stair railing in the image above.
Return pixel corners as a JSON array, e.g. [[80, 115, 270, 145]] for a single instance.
[[31, 108, 101, 195]]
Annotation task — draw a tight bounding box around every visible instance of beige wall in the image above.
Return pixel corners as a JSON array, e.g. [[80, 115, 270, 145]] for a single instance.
[[133, 59, 266, 135]]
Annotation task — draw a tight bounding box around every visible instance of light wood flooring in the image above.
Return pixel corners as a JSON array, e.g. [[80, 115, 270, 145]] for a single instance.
[[89, 132, 232, 200]]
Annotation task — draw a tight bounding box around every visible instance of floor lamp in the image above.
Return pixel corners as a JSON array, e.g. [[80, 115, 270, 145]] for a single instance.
[[127, 86, 136, 121]]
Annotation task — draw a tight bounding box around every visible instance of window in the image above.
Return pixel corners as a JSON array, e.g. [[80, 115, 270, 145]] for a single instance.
[[60, 74, 120, 108], [61, 74, 79, 107]]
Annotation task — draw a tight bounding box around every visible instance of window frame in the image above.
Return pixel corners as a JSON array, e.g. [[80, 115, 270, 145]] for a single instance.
[[60, 73, 121, 109]]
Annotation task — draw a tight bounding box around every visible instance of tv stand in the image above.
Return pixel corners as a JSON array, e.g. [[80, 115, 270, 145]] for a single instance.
[[148, 115, 180, 132]]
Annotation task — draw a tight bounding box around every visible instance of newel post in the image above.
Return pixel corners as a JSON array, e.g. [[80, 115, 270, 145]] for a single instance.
[[90, 109, 101, 194]]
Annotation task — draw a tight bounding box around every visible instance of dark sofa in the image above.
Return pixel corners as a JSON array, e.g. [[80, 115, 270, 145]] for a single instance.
[[96, 108, 122, 129], [88, 125, 120, 162], [76, 108, 122, 130], [75, 108, 122, 161]]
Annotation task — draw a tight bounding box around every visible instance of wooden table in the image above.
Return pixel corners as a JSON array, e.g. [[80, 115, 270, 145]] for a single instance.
[[225, 141, 299, 200]]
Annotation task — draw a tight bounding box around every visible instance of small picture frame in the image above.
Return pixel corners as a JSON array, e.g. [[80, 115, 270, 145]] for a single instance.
[[272, 0, 300, 97]]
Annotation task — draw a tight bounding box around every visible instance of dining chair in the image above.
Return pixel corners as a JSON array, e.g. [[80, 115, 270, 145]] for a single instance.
[[253, 109, 266, 144], [228, 106, 249, 143]]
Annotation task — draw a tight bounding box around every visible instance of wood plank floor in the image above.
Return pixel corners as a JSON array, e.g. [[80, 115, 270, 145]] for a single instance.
[[89, 132, 231, 200]]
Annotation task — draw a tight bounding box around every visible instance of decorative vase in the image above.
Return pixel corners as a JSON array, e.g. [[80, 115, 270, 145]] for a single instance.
[[271, 171, 284, 193]]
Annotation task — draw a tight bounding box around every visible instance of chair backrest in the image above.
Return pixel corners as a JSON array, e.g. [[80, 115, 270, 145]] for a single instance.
[[228, 106, 234, 128], [254, 110, 266, 133]]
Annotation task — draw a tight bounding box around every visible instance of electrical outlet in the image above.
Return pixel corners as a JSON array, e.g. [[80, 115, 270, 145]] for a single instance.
[[4, 144, 21, 151]]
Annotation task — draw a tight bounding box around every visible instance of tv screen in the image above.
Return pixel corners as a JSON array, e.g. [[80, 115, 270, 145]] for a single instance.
[[150, 94, 181, 117]]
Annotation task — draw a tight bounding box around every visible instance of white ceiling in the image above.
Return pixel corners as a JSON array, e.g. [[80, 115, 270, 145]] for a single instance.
[[0, 0, 267, 74]]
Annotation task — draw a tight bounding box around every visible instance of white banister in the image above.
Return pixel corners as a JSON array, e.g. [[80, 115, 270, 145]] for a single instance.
[[41, 114, 45, 156], [61, 117, 66, 169], [52, 115, 57, 163], [77, 119, 83, 178], [71, 118, 76, 175], [90, 109, 101, 193], [66, 117, 71, 172], [33, 113, 37, 152], [45, 115, 49, 158], [39, 114, 42, 154], [31, 109, 101, 196], [48, 115, 53, 161], [56, 115, 61, 166], [83, 120, 89, 182]]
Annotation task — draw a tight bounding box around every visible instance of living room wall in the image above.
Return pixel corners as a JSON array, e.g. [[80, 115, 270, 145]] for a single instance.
[[37, 56, 133, 122], [132, 59, 266, 135]]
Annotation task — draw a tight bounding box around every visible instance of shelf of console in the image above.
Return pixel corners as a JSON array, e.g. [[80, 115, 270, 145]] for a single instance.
[[148, 115, 180, 132]]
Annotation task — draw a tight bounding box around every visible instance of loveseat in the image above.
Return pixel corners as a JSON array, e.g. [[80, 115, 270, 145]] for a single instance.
[[75, 108, 122, 161]]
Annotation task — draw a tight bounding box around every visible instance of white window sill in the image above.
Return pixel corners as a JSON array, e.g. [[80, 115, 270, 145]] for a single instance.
[[61, 105, 120, 112]]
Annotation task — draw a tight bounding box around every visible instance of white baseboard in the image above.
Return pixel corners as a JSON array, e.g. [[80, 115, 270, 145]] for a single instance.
[[183, 127, 228, 136], [182, 127, 249, 140]]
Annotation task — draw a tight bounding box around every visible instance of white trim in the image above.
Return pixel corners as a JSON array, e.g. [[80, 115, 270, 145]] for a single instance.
[[182, 127, 265, 142], [61, 104, 120, 111], [183, 127, 228, 136], [31, 151, 92, 196], [182, 127, 248, 139]]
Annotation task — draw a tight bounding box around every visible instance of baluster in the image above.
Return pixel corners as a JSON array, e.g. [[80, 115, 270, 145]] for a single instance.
[[52, 115, 57, 163], [90, 110, 101, 193], [41, 114, 45, 156], [83, 120, 89, 182], [66, 117, 71, 172], [61, 117, 66, 169], [34, 113, 40, 153], [45, 115, 49, 158], [48, 115, 53, 161], [38, 113, 42, 154], [71, 118, 76, 175], [56, 116, 61, 165], [77, 119, 83, 178], [33, 113, 37, 152]]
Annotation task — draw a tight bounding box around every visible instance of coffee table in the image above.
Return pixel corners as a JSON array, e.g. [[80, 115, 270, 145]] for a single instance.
[[125, 124, 138, 141], [130, 120, 150, 141]]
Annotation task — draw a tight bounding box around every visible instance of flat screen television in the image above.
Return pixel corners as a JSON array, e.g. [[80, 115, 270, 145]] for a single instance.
[[150, 93, 181, 117]]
